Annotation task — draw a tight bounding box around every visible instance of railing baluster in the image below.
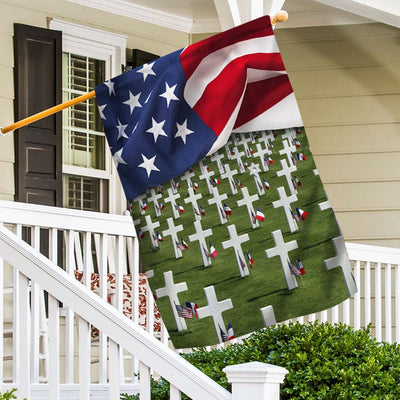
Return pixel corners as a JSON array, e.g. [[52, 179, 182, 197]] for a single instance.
[[48, 293, 60, 400], [48, 228, 59, 398], [385, 263, 392, 343], [375, 263, 382, 342], [170, 384, 181, 400], [64, 229, 75, 384], [98, 233, 108, 384], [354, 260, 361, 330], [139, 361, 151, 400], [0, 226, 3, 384], [365, 261, 371, 327], [16, 271, 30, 399], [78, 317, 91, 400], [396, 263, 400, 343], [31, 226, 41, 384]]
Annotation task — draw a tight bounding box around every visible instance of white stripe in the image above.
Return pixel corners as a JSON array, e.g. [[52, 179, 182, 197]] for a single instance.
[[184, 35, 279, 107], [246, 68, 287, 83], [206, 90, 244, 155], [233, 92, 303, 132]]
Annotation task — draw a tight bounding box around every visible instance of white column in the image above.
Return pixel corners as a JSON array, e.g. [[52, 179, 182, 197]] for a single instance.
[[224, 361, 288, 400]]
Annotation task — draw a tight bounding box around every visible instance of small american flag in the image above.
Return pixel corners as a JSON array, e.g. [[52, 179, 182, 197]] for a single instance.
[[175, 304, 193, 319]]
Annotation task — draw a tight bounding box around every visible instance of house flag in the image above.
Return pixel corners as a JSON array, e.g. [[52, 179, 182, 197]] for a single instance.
[[96, 16, 356, 348], [95, 15, 302, 201]]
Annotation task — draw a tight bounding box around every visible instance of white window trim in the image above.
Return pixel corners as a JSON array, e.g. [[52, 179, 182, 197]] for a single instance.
[[50, 19, 128, 214]]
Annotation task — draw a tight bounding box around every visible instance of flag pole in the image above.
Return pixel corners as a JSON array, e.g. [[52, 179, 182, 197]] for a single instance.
[[0, 10, 288, 135], [1, 90, 95, 135]]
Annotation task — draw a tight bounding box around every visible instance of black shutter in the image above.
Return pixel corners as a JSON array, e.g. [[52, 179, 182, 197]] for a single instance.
[[14, 24, 62, 207]]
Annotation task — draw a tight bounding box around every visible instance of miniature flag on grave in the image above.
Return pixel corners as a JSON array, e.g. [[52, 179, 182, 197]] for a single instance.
[[97, 15, 356, 348], [263, 179, 270, 190], [297, 258, 306, 275], [209, 242, 218, 259], [256, 208, 265, 221], [181, 238, 189, 249], [296, 153, 306, 161], [246, 250, 254, 267], [220, 325, 228, 342], [224, 203, 232, 216], [296, 207, 308, 221], [175, 304, 193, 319], [227, 322, 235, 340], [185, 302, 199, 318]]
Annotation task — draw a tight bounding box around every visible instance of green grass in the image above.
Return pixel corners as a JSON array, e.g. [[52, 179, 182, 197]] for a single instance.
[[132, 129, 349, 348]]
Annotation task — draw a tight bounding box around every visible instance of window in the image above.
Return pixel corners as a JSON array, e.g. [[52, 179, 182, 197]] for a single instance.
[[49, 19, 127, 213]]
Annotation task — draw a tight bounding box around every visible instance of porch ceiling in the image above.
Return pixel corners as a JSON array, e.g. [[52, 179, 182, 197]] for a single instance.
[[66, 0, 400, 33]]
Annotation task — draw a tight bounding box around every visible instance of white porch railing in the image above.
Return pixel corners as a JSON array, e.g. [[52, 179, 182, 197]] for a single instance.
[[0, 201, 399, 399], [0, 200, 288, 399]]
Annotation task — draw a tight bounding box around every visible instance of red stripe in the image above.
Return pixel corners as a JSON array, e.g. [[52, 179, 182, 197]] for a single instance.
[[233, 74, 294, 129], [193, 53, 286, 135], [180, 16, 273, 80]]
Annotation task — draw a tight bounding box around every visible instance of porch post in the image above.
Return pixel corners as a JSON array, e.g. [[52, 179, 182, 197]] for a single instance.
[[224, 362, 288, 400]]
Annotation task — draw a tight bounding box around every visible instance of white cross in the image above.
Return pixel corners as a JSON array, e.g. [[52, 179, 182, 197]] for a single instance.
[[208, 187, 228, 225], [133, 193, 147, 215], [279, 139, 296, 167], [170, 179, 179, 194], [162, 217, 184, 259], [198, 166, 215, 195], [313, 169, 319, 176], [147, 188, 162, 217], [324, 236, 357, 296], [239, 133, 253, 148], [141, 215, 160, 248], [164, 188, 181, 219], [248, 162, 265, 196], [197, 285, 233, 343], [281, 128, 296, 141], [236, 187, 260, 229], [252, 143, 272, 172], [221, 224, 250, 277], [155, 271, 188, 331], [260, 305, 277, 327], [180, 169, 195, 189], [272, 186, 299, 233], [224, 144, 232, 160], [276, 158, 298, 196], [210, 151, 225, 174], [220, 164, 239, 194], [265, 230, 298, 290], [184, 187, 203, 220], [230, 146, 245, 172], [319, 200, 332, 211], [259, 130, 275, 147], [188, 220, 213, 267]]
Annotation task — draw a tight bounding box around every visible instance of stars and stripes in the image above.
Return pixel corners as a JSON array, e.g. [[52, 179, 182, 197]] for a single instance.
[[96, 16, 302, 200], [175, 304, 193, 319], [184, 302, 199, 318]]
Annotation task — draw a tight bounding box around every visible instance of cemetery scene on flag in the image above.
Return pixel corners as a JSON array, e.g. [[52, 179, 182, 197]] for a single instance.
[[94, 15, 356, 348]]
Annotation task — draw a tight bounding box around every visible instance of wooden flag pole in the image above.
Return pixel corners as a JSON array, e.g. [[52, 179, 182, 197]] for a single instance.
[[1, 90, 95, 134], [0, 11, 288, 135]]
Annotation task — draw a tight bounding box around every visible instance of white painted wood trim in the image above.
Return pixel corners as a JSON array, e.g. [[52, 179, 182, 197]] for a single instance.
[[0, 225, 231, 400]]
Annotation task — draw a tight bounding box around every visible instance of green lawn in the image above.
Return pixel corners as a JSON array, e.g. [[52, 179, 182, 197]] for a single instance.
[[132, 128, 349, 348]]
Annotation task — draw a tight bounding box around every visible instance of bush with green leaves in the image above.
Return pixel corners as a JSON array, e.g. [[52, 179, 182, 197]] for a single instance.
[[122, 322, 400, 399]]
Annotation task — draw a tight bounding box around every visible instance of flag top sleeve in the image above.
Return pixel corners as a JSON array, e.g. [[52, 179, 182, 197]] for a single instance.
[[95, 15, 302, 201]]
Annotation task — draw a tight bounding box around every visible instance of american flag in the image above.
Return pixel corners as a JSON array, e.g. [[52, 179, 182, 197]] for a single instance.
[[95, 15, 302, 200], [175, 304, 193, 319]]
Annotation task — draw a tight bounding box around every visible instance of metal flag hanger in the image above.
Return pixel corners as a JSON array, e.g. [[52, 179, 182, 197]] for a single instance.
[[0, 11, 288, 136]]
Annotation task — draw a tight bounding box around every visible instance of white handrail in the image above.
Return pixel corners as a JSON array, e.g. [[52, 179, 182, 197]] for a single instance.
[[0, 224, 231, 400]]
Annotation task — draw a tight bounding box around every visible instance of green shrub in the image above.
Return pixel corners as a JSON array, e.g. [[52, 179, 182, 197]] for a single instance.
[[121, 322, 400, 399], [183, 322, 400, 399]]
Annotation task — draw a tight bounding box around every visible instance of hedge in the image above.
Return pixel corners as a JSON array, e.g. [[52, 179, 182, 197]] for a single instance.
[[122, 322, 400, 399]]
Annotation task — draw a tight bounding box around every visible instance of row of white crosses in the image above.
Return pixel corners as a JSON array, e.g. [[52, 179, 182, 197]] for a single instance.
[[154, 270, 233, 342]]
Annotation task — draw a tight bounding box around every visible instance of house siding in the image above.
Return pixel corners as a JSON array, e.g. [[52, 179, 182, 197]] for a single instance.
[[276, 23, 400, 248]]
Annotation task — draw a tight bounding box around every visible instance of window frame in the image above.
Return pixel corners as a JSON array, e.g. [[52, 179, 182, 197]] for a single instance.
[[49, 19, 127, 213]]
